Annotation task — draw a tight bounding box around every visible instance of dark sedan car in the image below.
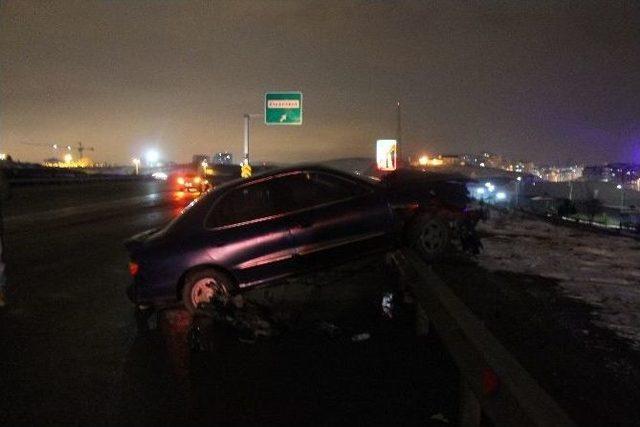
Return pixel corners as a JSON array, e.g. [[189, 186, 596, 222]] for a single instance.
[[126, 165, 480, 312]]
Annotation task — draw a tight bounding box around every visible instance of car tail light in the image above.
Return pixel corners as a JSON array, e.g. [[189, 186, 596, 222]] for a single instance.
[[177, 177, 185, 185], [482, 367, 499, 395], [129, 261, 139, 276]]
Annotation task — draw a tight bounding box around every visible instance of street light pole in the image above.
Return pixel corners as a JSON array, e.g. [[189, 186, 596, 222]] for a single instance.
[[396, 100, 402, 165], [243, 113, 264, 165], [568, 180, 573, 201], [616, 184, 625, 229], [616, 184, 624, 207], [132, 158, 140, 175], [243, 114, 250, 164]]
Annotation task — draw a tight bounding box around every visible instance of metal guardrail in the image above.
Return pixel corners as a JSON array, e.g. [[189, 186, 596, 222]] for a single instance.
[[4, 192, 168, 227], [393, 249, 575, 427], [493, 205, 640, 240], [482, 203, 639, 242]]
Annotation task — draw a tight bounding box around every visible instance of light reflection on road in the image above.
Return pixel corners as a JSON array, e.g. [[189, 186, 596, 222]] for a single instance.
[[170, 190, 201, 217], [159, 309, 193, 386]]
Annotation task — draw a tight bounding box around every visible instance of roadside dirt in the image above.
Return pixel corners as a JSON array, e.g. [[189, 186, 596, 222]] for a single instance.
[[433, 256, 640, 427]]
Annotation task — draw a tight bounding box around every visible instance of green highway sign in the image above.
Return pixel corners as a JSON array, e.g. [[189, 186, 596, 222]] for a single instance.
[[265, 92, 303, 125]]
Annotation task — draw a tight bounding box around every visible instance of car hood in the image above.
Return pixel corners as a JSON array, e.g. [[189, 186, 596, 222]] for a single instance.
[[382, 170, 472, 209]]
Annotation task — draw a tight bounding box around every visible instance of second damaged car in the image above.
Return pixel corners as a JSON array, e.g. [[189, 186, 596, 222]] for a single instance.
[[126, 165, 481, 312]]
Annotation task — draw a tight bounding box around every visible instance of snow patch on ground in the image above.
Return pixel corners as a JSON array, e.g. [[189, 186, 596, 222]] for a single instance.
[[477, 214, 640, 349]]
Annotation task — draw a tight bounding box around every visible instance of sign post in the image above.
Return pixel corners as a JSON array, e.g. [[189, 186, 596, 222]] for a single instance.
[[241, 92, 302, 178], [265, 92, 303, 125], [241, 161, 252, 179], [244, 114, 250, 164], [242, 113, 263, 178]]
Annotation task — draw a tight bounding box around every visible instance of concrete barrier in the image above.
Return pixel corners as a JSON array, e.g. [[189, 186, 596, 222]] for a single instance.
[[9, 175, 153, 186], [393, 249, 575, 427]]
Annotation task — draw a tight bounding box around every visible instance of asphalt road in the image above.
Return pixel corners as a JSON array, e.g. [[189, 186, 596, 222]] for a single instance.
[[0, 181, 458, 426]]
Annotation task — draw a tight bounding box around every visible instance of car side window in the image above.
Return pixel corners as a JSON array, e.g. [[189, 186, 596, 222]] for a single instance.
[[205, 172, 370, 227], [206, 179, 284, 228], [282, 172, 369, 210]]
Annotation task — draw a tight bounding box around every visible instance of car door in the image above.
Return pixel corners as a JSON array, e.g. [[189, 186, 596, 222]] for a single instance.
[[283, 171, 394, 270], [203, 177, 297, 288]]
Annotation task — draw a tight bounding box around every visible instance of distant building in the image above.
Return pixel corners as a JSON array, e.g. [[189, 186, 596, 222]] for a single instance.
[[609, 163, 640, 185], [192, 154, 209, 167], [460, 154, 480, 166], [480, 152, 505, 169], [459, 152, 506, 169], [42, 156, 93, 168], [507, 160, 536, 174], [583, 163, 640, 185], [213, 152, 233, 165], [536, 165, 583, 182], [439, 154, 462, 166], [43, 157, 61, 165], [583, 165, 612, 182]]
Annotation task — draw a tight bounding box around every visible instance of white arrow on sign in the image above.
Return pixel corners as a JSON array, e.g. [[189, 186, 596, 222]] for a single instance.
[[279, 114, 287, 122]]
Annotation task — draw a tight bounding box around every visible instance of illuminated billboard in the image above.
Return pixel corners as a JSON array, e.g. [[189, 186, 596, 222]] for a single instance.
[[376, 139, 397, 171]]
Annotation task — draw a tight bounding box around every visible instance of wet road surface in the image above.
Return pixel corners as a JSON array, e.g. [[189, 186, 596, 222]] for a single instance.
[[0, 181, 458, 426]]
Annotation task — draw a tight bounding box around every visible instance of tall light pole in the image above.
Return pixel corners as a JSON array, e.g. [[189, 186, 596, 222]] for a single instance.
[[568, 180, 573, 201], [396, 100, 402, 166], [516, 176, 522, 208], [243, 114, 250, 165], [132, 158, 140, 175], [617, 184, 624, 208], [617, 184, 625, 229], [243, 113, 263, 166]]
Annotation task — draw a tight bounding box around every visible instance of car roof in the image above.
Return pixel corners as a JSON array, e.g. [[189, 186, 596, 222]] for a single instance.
[[381, 168, 475, 184], [246, 163, 374, 183], [209, 163, 377, 194]]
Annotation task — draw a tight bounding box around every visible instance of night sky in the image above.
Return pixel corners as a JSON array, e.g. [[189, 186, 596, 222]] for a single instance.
[[1, 1, 639, 165]]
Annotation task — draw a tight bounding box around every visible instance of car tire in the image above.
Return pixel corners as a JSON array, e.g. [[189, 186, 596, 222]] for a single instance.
[[410, 214, 451, 263], [182, 268, 235, 314]]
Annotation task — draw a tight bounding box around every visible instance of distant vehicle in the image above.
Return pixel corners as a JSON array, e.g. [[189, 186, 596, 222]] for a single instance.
[[126, 165, 481, 312], [151, 171, 168, 180], [172, 172, 209, 193]]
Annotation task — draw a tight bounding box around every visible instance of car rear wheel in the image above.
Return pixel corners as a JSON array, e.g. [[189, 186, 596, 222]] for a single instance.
[[182, 268, 234, 314], [410, 215, 451, 262]]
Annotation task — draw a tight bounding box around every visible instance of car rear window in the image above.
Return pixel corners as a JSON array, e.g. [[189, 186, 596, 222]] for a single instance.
[[281, 172, 370, 210]]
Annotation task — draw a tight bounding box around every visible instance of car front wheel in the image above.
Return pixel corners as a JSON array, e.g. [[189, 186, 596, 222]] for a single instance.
[[410, 214, 451, 262], [182, 268, 234, 313]]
